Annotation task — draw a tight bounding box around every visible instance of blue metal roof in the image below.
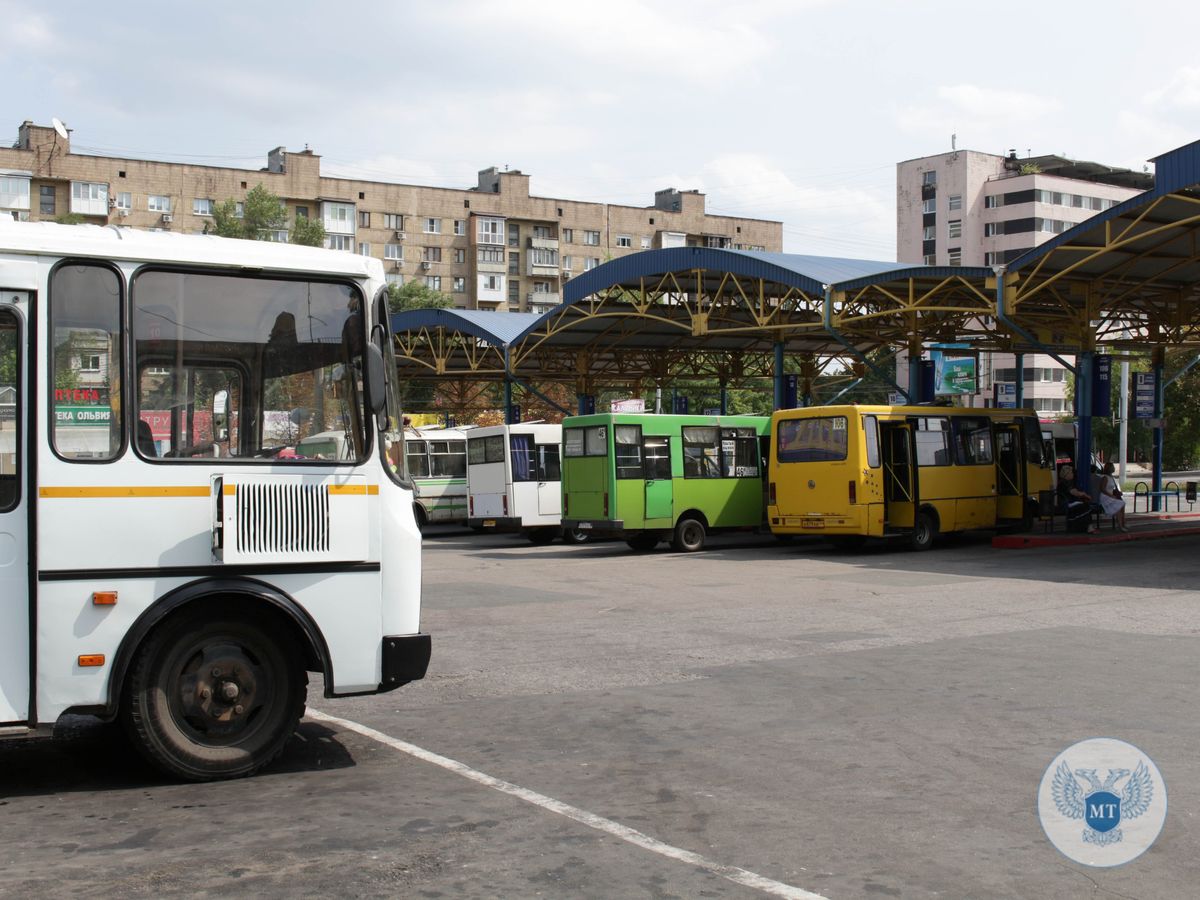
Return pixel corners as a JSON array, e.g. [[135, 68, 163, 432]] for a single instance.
[[390, 309, 544, 347]]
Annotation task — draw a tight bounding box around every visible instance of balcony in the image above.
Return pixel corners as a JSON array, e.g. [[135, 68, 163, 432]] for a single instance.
[[476, 258, 507, 274], [527, 236, 559, 251], [527, 291, 560, 309], [527, 259, 560, 277]]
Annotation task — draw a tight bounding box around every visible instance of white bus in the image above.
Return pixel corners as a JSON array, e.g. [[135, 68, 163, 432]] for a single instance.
[[465, 423, 587, 543], [0, 220, 428, 781], [405, 426, 471, 526]]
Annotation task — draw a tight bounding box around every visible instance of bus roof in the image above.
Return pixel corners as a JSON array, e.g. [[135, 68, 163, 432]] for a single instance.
[[0, 218, 384, 280], [773, 405, 1039, 418]]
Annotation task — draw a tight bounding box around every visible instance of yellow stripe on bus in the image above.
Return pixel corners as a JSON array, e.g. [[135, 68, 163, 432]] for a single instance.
[[328, 484, 379, 495], [40, 486, 211, 499]]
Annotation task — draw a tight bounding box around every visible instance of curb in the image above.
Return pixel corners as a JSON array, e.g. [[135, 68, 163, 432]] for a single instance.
[[993, 524, 1200, 549]]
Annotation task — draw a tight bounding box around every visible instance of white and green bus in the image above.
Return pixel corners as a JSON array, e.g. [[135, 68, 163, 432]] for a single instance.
[[560, 413, 771, 552], [405, 425, 471, 526]]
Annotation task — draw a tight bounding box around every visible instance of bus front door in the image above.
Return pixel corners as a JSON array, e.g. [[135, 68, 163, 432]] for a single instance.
[[995, 424, 1025, 522], [882, 422, 916, 530], [642, 436, 673, 523], [0, 305, 26, 724]]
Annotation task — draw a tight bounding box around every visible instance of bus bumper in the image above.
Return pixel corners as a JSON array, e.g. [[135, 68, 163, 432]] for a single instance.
[[562, 518, 625, 537], [468, 516, 522, 531], [380, 633, 432, 692]]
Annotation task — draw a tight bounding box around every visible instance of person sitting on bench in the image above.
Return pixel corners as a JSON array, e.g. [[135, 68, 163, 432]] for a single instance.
[[1097, 461, 1129, 532], [1057, 464, 1100, 534]]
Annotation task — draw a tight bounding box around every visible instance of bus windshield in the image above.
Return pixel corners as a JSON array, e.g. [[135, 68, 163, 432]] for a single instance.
[[130, 270, 367, 461]]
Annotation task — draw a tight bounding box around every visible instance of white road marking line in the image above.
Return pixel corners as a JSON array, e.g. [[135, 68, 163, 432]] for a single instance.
[[306, 707, 826, 900]]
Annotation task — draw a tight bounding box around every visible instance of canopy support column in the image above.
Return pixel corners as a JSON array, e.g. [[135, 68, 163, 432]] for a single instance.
[[1153, 347, 1165, 510], [1075, 349, 1094, 493], [1014, 352, 1025, 409], [773, 342, 785, 411]]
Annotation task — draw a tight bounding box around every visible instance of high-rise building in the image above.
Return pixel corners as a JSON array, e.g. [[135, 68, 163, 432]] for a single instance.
[[896, 148, 1152, 414], [0, 120, 782, 314]]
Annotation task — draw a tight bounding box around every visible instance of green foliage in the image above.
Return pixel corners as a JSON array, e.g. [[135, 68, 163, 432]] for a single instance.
[[290, 214, 325, 247], [209, 183, 288, 240], [54, 213, 86, 225], [386, 280, 454, 313]]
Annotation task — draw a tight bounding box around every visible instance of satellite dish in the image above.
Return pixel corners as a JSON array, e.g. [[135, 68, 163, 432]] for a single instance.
[[51, 117, 69, 140]]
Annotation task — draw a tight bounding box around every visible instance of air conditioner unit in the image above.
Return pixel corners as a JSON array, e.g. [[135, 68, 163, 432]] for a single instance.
[[392, 259, 403, 269], [161, 214, 173, 224], [117, 209, 129, 218], [420, 261, 431, 270], [394, 230, 406, 241]]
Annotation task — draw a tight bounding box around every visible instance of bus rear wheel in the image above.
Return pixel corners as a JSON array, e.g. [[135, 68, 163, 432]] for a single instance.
[[672, 517, 707, 553], [910, 511, 937, 551], [122, 606, 307, 782], [561, 527, 590, 544]]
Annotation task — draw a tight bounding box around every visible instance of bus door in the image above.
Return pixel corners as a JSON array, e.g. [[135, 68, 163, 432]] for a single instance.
[[881, 421, 916, 529], [0, 302, 26, 723], [642, 435, 673, 521], [995, 424, 1025, 521], [535, 443, 561, 516]]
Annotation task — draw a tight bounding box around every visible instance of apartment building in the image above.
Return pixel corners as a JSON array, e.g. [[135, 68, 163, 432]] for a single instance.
[[0, 120, 781, 314], [896, 148, 1152, 414]]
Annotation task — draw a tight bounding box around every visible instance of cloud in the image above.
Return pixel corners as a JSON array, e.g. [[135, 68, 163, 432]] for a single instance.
[[1143, 66, 1200, 111]]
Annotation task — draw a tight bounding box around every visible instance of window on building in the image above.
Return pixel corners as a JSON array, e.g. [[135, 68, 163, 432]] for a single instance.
[[985, 222, 1003, 237], [530, 247, 557, 267], [357, 242, 371, 256], [508, 252, 519, 275], [923, 253, 937, 265], [584, 257, 600, 271], [425, 275, 442, 290], [562, 228, 573, 243], [453, 219, 465, 236], [235, 201, 245, 218], [424, 217, 441, 234], [384, 213, 405, 231], [923, 225, 936, 240], [294, 206, 308, 219], [616, 234, 632, 248], [947, 248, 961, 266], [922, 198, 936, 214], [423, 247, 443, 263], [384, 243, 403, 261], [948, 194, 962, 211], [508, 223, 520, 246], [0, 176, 30, 210], [356, 210, 369, 228], [40, 185, 56, 215], [922, 171, 937, 186], [483, 274, 501, 291], [533, 225, 551, 239], [265, 230, 289, 243], [583, 230, 600, 245], [947, 219, 962, 239], [477, 247, 503, 264], [148, 194, 171, 213], [984, 252, 1000, 266], [452, 276, 465, 292], [454, 248, 466, 263], [477, 217, 504, 244], [985, 195, 1001, 209], [508, 279, 520, 303], [561, 255, 573, 272], [69, 182, 109, 216], [641, 235, 651, 249], [193, 198, 213, 216], [325, 234, 353, 251]]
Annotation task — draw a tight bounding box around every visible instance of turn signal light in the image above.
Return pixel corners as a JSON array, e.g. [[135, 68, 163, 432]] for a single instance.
[[849, 481, 857, 504], [769, 481, 776, 506], [78, 654, 105, 667], [502, 494, 508, 515], [92, 591, 118, 606]]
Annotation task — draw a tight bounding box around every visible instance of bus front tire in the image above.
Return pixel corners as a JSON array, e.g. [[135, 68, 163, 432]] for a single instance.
[[910, 511, 937, 551], [671, 517, 707, 553], [626, 533, 660, 552], [527, 527, 558, 545], [121, 605, 307, 782]]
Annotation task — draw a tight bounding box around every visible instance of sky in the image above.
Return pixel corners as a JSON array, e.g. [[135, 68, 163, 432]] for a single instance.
[[6, 0, 1199, 259]]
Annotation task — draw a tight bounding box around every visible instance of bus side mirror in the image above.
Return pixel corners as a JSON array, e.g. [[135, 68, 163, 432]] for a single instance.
[[366, 341, 387, 420], [212, 389, 229, 442]]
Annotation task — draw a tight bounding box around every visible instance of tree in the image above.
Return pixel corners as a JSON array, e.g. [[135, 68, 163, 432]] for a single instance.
[[386, 279, 454, 313], [290, 214, 325, 247]]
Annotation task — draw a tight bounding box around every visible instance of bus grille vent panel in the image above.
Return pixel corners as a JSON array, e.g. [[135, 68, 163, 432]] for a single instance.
[[235, 482, 331, 555]]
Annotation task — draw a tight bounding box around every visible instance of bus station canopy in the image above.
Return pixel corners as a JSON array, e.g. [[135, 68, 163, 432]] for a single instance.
[[390, 137, 1200, 388]]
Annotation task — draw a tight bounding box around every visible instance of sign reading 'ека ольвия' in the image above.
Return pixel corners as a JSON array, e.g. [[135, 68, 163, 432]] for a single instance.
[[55, 405, 112, 426]]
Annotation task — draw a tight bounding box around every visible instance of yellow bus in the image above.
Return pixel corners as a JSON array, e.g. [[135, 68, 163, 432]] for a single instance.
[[768, 405, 1052, 550]]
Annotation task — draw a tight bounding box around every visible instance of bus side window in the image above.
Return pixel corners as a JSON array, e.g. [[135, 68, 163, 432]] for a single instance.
[[863, 416, 880, 468]]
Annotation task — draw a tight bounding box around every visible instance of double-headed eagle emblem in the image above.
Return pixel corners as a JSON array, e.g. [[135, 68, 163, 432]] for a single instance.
[[1052, 760, 1154, 846]]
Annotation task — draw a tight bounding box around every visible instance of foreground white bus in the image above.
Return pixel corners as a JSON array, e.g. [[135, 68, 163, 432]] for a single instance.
[[465, 423, 587, 543], [405, 426, 471, 526], [0, 220, 428, 780]]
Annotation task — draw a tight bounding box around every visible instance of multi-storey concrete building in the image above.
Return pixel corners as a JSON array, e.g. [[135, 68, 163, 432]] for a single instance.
[[0, 120, 781, 314], [896, 148, 1152, 414]]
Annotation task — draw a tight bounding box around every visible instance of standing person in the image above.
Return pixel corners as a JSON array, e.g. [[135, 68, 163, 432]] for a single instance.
[[1057, 464, 1100, 534], [1098, 460, 1129, 532]]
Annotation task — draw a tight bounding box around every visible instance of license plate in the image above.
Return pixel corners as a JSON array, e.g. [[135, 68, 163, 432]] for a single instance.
[[482, 519, 496, 527], [577, 522, 593, 529], [801, 518, 824, 528]]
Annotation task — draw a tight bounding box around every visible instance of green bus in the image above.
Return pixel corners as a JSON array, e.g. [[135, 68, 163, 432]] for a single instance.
[[561, 413, 771, 552]]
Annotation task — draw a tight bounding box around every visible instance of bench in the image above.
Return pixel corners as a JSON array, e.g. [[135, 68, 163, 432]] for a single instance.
[[1133, 480, 1182, 513]]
